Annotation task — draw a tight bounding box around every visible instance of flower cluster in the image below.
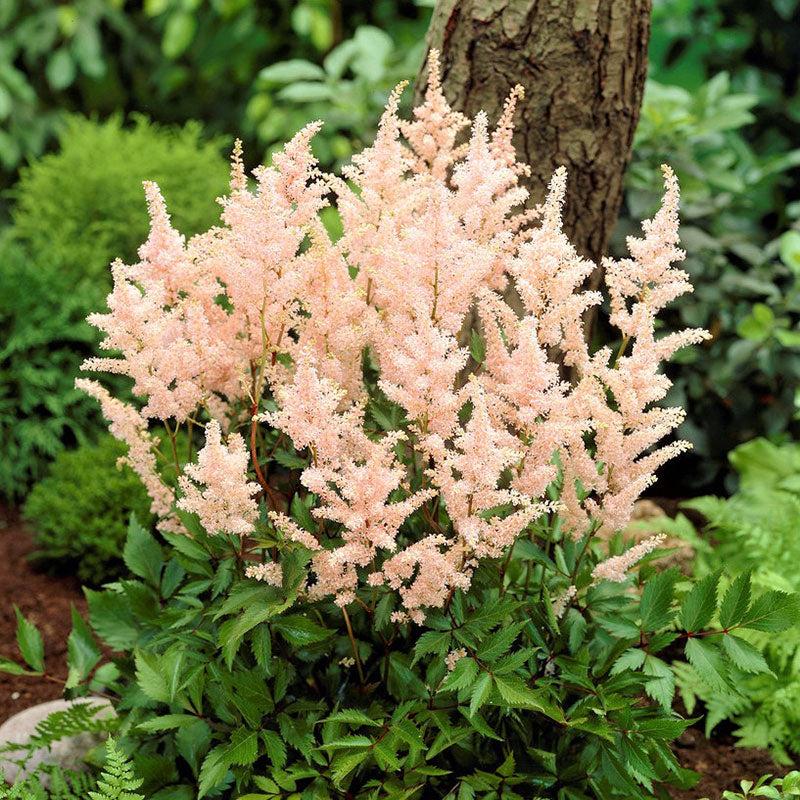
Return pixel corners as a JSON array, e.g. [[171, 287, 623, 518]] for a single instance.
[[81, 52, 706, 622]]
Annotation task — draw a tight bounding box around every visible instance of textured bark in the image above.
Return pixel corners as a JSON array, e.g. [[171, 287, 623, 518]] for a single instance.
[[415, 0, 651, 268]]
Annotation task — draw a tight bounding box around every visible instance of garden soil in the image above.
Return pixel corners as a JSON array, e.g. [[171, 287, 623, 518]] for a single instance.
[[0, 505, 793, 797], [0, 506, 87, 724]]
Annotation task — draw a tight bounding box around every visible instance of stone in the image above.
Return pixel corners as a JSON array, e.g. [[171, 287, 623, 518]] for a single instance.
[[0, 698, 112, 785]]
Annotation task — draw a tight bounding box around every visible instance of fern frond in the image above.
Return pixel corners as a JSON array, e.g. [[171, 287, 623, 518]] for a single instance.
[[88, 740, 144, 800]]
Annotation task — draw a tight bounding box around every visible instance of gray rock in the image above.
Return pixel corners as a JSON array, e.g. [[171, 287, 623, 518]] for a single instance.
[[0, 698, 113, 785]]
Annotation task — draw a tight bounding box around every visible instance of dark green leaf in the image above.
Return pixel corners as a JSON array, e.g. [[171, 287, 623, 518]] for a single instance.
[[740, 591, 800, 632], [722, 634, 771, 674], [14, 606, 44, 672], [685, 637, 728, 690], [66, 605, 101, 689], [272, 615, 331, 647], [640, 568, 678, 631], [719, 572, 752, 630], [123, 515, 163, 587], [679, 571, 720, 633]]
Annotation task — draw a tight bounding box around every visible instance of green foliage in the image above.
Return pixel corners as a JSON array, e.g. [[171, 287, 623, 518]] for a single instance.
[[650, 437, 800, 762], [0, 113, 228, 499], [89, 740, 145, 800], [698, 770, 800, 799], [0, 768, 95, 800], [3, 515, 796, 798], [11, 114, 230, 281], [0, 741, 142, 800], [0, 1, 431, 180], [23, 436, 154, 585], [247, 25, 425, 169], [621, 72, 800, 490], [0, 231, 104, 498]]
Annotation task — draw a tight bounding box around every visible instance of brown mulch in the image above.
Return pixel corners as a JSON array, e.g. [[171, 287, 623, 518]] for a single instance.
[[0, 506, 87, 725], [670, 726, 788, 799], [0, 503, 793, 797]]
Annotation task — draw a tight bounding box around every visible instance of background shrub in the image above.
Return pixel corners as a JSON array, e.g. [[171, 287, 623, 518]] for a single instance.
[[617, 72, 800, 492], [0, 0, 431, 183], [23, 435, 154, 585], [0, 115, 231, 499], [11, 114, 231, 282], [0, 231, 103, 498]]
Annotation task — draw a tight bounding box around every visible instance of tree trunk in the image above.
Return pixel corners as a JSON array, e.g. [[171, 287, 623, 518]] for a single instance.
[[415, 0, 651, 269]]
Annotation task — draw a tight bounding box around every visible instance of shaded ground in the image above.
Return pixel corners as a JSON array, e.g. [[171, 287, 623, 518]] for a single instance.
[[0, 507, 87, 724], [0, 505, 793, 797], [669, 726, 788, 799]]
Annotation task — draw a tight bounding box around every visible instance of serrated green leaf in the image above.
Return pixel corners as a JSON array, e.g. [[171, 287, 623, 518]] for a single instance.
[[137, 714, 199, 732], [475, 621, 524, 662], [719, 572, 752, 630], [226, 728, 259, 766], [272, 615, 331, 647], [322, 709, 383, 727], [83, 589, 139, 651], [66, 605, 101, 688], [317, 735, 373, 750], [412, 631, 451, 665], [611, 648, 646, 675], [680, 571, 720, 633], [290, 495, 316, 534], [740, 590, 800, 632], [135, 650, 171, 704], [469, 672, 492, 717], [441, 656, 477, 692], [640, 568, 678, 631], [14, 606, 44, 672], [0, 656, 37, 676], [722, 634, 771, 674], [197, 746, 230, 798], [493, 675, 544, 710], [123, 515, 163, 587], [219, 604, 278, 668], [685, 637, 729, 691], [644, 675, 675, 709], [261, 730, 287, 768], [331, 750, 369, 787]]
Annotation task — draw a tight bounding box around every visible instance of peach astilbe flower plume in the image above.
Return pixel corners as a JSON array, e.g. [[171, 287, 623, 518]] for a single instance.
[[178, 420, 259, 537], [75, 378, 175, 524], [80, 50, 706, 621], [263, 356, 436, 607]]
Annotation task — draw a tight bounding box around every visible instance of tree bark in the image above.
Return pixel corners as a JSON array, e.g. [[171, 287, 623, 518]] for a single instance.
[[415, 0, 651, 268]]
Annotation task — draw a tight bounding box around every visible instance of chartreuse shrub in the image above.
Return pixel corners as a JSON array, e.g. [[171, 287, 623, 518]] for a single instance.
[[11, 114, 230, 282], [23, 436, 154, 585], [646, 438, 800, 763], [0, 114, 228, 499], [3, 55, 799, 799]]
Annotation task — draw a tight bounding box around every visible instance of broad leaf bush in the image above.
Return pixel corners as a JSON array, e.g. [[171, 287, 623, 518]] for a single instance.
[[249, 25, 425, 169], [620, 73, 800, 490], [23, 436, 154, 585], [0, 0, 431, 180], [3, 55, 798, 799]]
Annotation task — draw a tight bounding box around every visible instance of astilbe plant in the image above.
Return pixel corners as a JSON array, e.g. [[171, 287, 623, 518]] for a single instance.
[[5, 53, 799, 800]]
